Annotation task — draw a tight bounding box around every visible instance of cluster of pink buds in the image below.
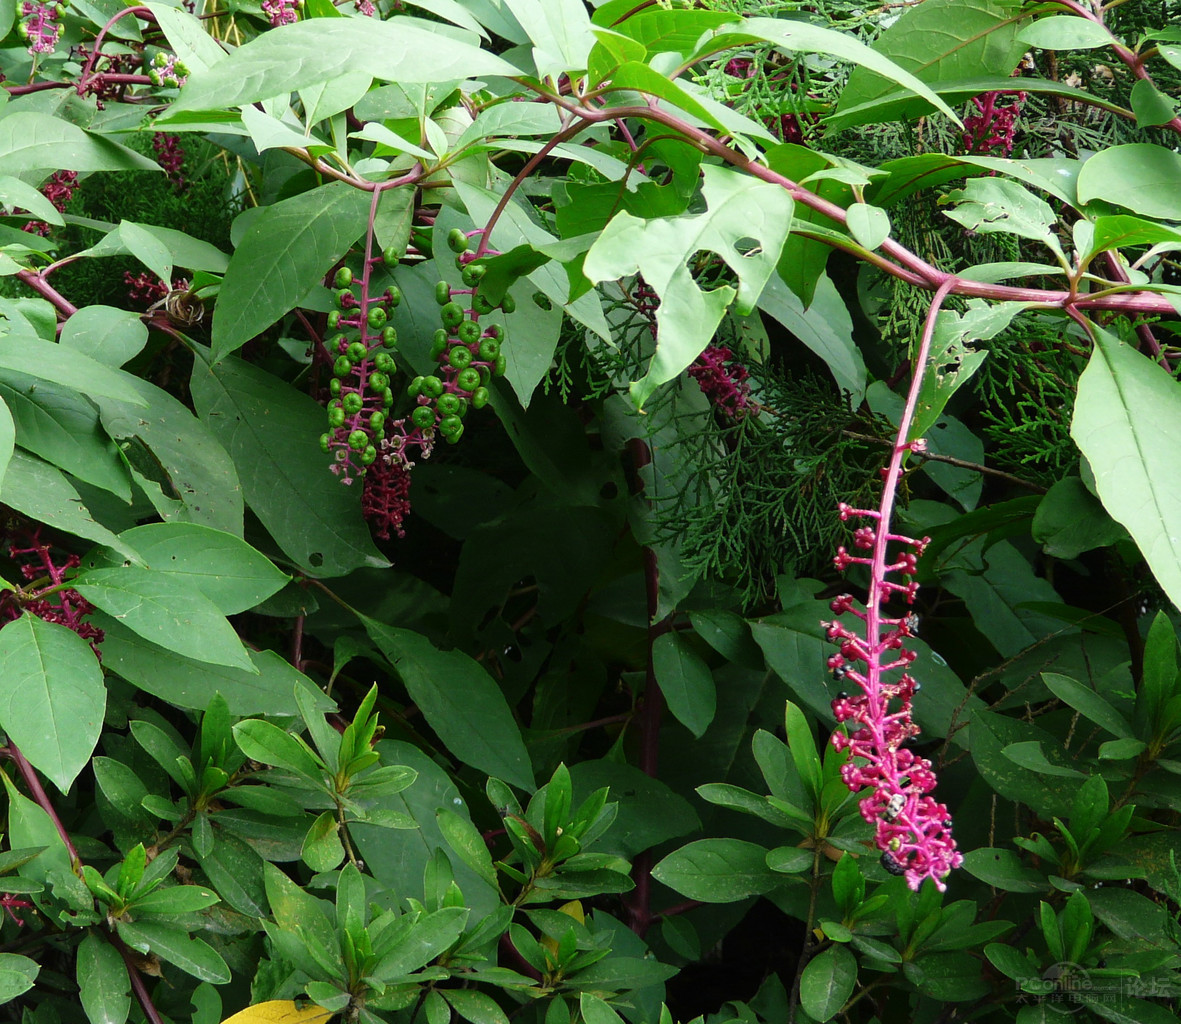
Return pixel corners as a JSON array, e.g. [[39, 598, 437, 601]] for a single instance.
[[153, 133, 186, 189], [354, 0, 376, 13], [823, 484, 962, 891], [688, 345, 755, 419], [261, 0, 301, 26], [962, 91, 1026, 157], [22, 169, 76, 236], [19, 1, 63, 56], [0, 530, 104, 658]]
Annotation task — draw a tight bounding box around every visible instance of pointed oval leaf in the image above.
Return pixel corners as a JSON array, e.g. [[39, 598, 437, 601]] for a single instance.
[[652, 632, 716, 738], [77, 932, 131, 1024]]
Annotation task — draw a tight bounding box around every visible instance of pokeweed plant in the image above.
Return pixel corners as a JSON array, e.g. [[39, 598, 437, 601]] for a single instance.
[[3, 0, 1181, 1023]]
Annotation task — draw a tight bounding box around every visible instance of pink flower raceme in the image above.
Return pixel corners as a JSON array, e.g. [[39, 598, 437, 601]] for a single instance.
[[153, 133, 186, 189], [963, 91, 1025, 157], [19, 1, 63, 55], [688, 345, 754, 419], [261, 0, 300, 26], [824, 492, 962, 891]]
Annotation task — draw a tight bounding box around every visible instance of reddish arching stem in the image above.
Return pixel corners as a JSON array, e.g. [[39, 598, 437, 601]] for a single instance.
[[76, 6, 154, 95], [0, 742, 81, 867], [15, 269, 77, 319]]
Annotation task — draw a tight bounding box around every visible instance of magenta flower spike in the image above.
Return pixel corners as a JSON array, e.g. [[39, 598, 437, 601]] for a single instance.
[[19, 1, 63, 56], [962, 90, 1026, 157], [823, 281, 963, 892]]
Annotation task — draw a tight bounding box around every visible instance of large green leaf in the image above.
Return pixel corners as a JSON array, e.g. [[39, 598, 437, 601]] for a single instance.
[[76, 932, 130, 1024], [0, 954, 38, 1005], [95, 375, 243, 536], [502, 0, 595, 77], [652, 632, 716, 739], [0, 335, 148, 408], [829, 0, 1024, 128], [0, 451, 141, 564], [59, 305, 148, 367], [799, 945, 857, 1022], [212, 184, 371, 360], [583, 164, 792, 406], [170, 17, 520, 113], [698, 17, 964, 127], [651, 838, 779, 902], [94, 613, 331, 716], [116, 921, 230, 984], [1077, 144, 1181, 220], [0, 113, 159, 175], [188, 349, 387, 577], [71, 567, 255, 672], [0, 615, 105, 794], [1070, 326, 1181, 612], [363, 618, 534, 791], [88, 523, 288, 615]]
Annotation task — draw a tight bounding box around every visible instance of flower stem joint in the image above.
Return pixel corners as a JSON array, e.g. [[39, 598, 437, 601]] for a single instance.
[[826, 502, 962, 891]]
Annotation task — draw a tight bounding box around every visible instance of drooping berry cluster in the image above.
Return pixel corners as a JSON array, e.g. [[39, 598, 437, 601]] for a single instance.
[[146, 51, 188, 89], [688, 345, 755, 419], [823, 489, 962, 891], [0, 529, 104, 658], [962, 90, 1025, 157], [153, 132, 186, 189], [319, 260, 402, 483], [19, 0, 63, 55]]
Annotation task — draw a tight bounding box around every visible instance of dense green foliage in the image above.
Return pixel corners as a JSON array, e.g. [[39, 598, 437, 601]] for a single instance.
[[3, 1, 1181, 1023]]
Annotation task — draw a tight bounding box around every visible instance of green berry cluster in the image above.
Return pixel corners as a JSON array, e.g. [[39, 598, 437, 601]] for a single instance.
[[403, 229, 512, 446], [318, 254, 403, 481]]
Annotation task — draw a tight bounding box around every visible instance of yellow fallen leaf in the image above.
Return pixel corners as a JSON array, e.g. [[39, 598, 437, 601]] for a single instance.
[[220, 1001, 336, 1024]]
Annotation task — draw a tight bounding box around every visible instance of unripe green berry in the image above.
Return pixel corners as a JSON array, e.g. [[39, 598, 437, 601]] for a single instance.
[[478, 366, 492, 386], [471, 386, 490, 409], [411, 405, 435, 430], [373, 352, 395, 373], [439, 414, 463, 437], [361, 445, 378, 466], [369, 410, 386, 431], [495, 354, 507, 376], [347, 341, 368, 363], [368, 306, 387, 329], [319, 433, 331, 453], [382, 326, 398, 348], [438, 394, 460, 416], [408, 375, 424, 397], [343, 392, 363, 414], [334, 267, 353, 289], [329, 378, 341, 396], [461, 263, 486, 286], [385, 285, 401, 307], [435, 281, 453, 306], [383, 248, 400, 266], [447, 228, 470, 253], [478, 338, 500, 361], [348, 429, 368, 452], [421, 375, 444, 398], [368, 371, 389, 392], [332, 335, 348, 352], [443, 421, 464, 443], [500, 293, 517, 314], [334, 356, 352, 378], [457, 321, 481, 345], [327, 310, 341, 329], [448, 346, 473, 370], [440, 302, 465, 329], [456, 368, 481, 392], [382, 388, 394, 407], [472, 293, 494, 316], [456, 398, 469, 418], [328, 406, 346, 428], [485, 324, 503, 340], [334, 288, 352, 309]]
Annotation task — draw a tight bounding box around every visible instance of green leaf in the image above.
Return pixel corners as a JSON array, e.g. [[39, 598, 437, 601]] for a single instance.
[[437, 807, 498, 889], [502, 0, 595, 78], [371, 905, 469, 980], [77, 932, 130, 1024], [0, 954, 38, 1005], [0, 175, 65, 227], [131, 884, 220, 915], [1017, 16, 1112, 50], [1129, 79, 1178, 128], [212, 184, 370, 360], [95, 375, 243, 535], [301, 811, 344, 872], [941, 177, 1065, 259], [233, 719, 325, 779], [443, 989, 510, 1024], [189, 350, 387, 577], [0, 334, 148, 408], [72, 567, 255, 672], [363, 618, 533, 791], [651, 632, 715, 738], [845, 203, 891, 249], [1032, 477, 1127, 559], [783, 700, 823, 804], [117, 921, 231, 984], [1077, 144, 1181, 220], [1002, 741, 1088, 778], [0, 615, 105, 794], [798, 944, 857, 1022], [0, 113, 159, 175], [1070, 325, 1181, 612], [88, 523, 287, 615], [94, 613, 332, 716], [171, 18, 519, 113], [701, 14, 964, 128], [1041, 672, 1134, 740], [583, 164, 792, 406], [652, 838, 779, 902]]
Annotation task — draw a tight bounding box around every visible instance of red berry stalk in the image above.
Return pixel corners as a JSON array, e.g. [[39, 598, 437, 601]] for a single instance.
[[822, 280, 963, 891]]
